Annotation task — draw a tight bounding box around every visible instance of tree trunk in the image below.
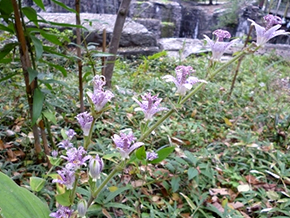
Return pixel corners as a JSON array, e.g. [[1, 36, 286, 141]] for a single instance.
[[209, 0, 213, 5], [11, 0, 42, 157], [75, 0, 84, 112], [103, 0, 131, 88]]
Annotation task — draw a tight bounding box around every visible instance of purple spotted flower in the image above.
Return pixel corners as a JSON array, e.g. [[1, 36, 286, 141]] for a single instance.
[[51, 150, 58, 158], [87, 75, 114, 112], [146, 151, 158, 161], [76, 112, 93, 136], [52, 167, 75, 190], [204, 29, 239, 61], [58, 139, 73, 150], [50, 205, 74, 218], [163, 66, 207, 96], [61, 147, 90, 170], [66, 129, 76, 140], [133, 93, 168, 120], [112, 129, 144, 159], [248, 14, 289, 46], [89, 155, 104, 181]]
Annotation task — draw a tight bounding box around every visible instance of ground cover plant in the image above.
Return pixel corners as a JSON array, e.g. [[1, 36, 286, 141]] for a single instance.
[[1, 4, 290, 218]]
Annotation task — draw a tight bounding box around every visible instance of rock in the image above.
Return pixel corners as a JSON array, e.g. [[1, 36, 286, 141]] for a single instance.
[[158, 38, 209, 59], [37, 13, 157, 48]]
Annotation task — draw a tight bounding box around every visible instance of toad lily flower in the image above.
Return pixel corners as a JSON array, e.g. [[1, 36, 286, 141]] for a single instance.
[[133, 93, 168, 120], [89, 155, 104, 181], [163, 66, 207, 96], [76, 111, 94, 136], [87, 75, 114, 112], [204, 29, 239, 61], [112, 129, 144, 159], [52, 167, 76, 190], [248, 14, 289, 47], [50, 205, 74, 218]]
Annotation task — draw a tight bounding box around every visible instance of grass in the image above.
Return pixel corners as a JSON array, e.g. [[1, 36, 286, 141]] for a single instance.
[[0, 49, 290, 217]]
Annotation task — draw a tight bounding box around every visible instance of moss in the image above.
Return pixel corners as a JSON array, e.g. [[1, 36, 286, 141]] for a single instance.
[[161, 22, 175, 37]]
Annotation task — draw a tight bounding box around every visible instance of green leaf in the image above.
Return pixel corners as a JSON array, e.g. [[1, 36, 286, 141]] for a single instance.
[[104, 186, 132, 204], [184, 150, 198, 166], [170, 176, 181, 193], [30, 35, 43, 60], [32, 88, 45, 125], [40, 60, 67, 77], [42, 110, 57, 124], [30, 177, 46, 192], [40, 30, 62, 46], [43, 46, 74, 60], [136, 146, 146, 160], [51, 0, 76, 13], [0, 43, 18, 61], [32, 0, 45, 10], [0, 172, 50, 218], [27, 67, 38, 84], [150, 146, 175, 164], [0, 72, 18, 82], [104, 202, 136, 213], [0, 23, 14, 33], [22, 7, 38, 26], [187, 167, 198, 180], [47, 156, 62, 166], [55, 189, 71, 206], [180, 192, 196, 210]]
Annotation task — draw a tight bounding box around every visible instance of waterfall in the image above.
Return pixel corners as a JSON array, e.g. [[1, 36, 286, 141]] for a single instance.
[[193, 19, 199, 39]]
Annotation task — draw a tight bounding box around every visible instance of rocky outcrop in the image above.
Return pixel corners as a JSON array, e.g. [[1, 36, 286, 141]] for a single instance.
[[37, 12, 157, 48]]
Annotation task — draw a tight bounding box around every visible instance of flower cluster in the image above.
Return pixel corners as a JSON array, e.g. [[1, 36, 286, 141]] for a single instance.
[[163, 66, 207, 96], [133, 93, 168, 120], [50, 205, 74, 218], [146, 151, 158, 161], [87, 75, 114, 112], [204, 29, 239, 61], [112, 129, 144, 159], [248, 14, 289, 46]]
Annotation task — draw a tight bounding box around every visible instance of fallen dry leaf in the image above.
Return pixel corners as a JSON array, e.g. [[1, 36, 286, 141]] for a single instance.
[[245, 174, 262, 185], [209, 188, 230, 196], [0, 139, 4, 150], [210, 202, 225, 213], [228, 202, 244, 209]]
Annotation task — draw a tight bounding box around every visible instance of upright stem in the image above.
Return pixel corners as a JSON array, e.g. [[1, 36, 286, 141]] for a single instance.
[[75, 0, 84, 112], [12, 0, 42, 157], [228, 25, 253, 100]]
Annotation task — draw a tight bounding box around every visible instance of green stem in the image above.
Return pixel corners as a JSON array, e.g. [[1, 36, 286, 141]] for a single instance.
[[70, 174, 80, 204], [87, 161, 125, 207], [84, 118, 96, 150]]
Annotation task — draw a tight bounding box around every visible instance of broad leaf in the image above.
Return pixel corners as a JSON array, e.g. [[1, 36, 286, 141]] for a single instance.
[[150, 146, 175, 164], [42, 110, 57, 124], [22, 7, 38, 26], [0, 43, 18, 61], [0, 172, 50, 218], [30, 35, 43, 60], [32, 88, 45, 125], [55, 190, 71, 206], [136, 146, 146, 160], [27, 67, 38, 84], [51, 0, 76, 13], [40, 60, 67, 77], [32, 0, 45, 10], [40, 30, 62, 46], [30, 177, 46, 192], [0, 23, 14, 33]]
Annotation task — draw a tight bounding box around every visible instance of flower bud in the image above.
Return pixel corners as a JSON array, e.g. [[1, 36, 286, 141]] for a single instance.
[[89, 155, 104, 181], [77, 199, 87, 217]]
